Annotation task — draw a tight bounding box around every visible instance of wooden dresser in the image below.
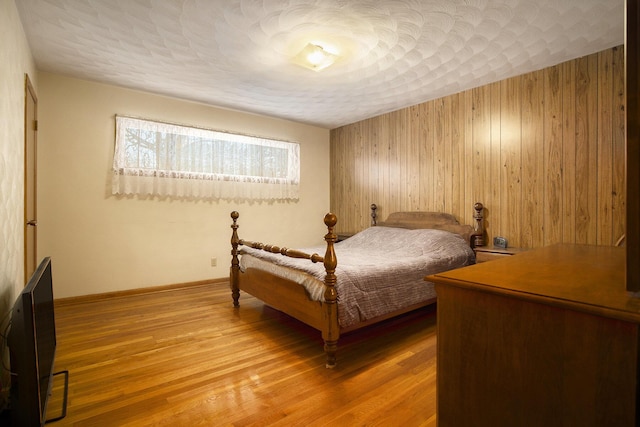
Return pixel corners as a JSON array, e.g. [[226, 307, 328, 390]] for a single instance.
[[474, 246, 527, 263], [427, 244, 639, 427]]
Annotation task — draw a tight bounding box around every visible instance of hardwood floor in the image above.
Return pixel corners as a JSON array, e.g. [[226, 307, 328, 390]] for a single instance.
[[45, 282, 438, 426]]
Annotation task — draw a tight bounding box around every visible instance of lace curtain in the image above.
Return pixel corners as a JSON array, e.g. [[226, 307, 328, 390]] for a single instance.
[[112, 116, 300, 201]]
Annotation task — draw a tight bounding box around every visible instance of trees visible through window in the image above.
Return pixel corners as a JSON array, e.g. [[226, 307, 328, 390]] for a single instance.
[[112, 116, 300, 200]]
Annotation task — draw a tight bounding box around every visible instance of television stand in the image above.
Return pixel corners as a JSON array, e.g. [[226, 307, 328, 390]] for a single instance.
[[45, 370, 69, 424]]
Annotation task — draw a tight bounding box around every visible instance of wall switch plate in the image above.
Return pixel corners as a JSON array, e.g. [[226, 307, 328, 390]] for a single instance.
[[211, 257, 217, 267]]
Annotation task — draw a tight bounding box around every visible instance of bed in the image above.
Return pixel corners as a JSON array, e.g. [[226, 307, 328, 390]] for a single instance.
[[230, 203, 484, 367]]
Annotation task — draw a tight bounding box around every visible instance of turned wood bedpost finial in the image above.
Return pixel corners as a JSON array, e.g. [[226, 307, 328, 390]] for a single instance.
[[473, 202, 485, 247], [230, 211, 241, 307], [371, 204, 377, 226], [323, 212, 339, 368]]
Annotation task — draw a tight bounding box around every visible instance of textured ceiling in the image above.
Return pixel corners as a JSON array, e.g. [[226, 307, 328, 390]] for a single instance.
[[16, 0, 624, 129]]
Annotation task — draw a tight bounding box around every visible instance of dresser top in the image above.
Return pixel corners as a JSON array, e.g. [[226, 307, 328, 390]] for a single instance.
[[428, 244, 640, 323]]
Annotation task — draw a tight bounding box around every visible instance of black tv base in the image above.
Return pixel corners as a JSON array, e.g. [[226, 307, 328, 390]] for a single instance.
[[0, 370, 69, 426], [45, 370, 69, 424]]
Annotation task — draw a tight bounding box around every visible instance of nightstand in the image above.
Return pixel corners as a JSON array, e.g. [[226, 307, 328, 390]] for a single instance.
[[474, 246, 527, 263]]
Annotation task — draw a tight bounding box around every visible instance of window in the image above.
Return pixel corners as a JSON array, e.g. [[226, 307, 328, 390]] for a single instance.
[[112, 116, 300, 200]]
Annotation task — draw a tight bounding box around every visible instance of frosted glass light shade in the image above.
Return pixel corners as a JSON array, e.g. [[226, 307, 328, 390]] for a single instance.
[[292, 43, 338, 71]]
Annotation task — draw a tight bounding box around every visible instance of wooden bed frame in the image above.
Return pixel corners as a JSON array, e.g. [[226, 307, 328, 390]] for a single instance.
[[230, 203, 484, 368]]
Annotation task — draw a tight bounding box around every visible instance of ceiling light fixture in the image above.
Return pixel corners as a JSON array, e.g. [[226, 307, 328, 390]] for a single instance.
[[293, 43, 339, 72]]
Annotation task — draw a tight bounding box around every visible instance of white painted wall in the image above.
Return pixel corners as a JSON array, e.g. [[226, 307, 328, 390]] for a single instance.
[[37, 73, 330, 298], [0, 0, 38, 315], [0, 0, 39, 404]]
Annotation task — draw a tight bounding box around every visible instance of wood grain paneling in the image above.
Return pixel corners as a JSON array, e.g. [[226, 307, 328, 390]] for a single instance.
[[330, 46, 626, 249], [627, 0, 640, 291], [542, 67, 562, 246]]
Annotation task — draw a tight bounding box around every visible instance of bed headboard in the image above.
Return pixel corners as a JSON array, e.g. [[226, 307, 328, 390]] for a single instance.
[[372, 204, 483, 248]]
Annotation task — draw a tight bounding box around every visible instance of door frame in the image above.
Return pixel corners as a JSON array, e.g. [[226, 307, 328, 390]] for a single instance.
[[24, 74, 38, 283]]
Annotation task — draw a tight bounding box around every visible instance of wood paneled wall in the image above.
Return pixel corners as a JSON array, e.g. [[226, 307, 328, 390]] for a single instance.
[[330, 46, 625, 249], [627, 0, 640, 290]]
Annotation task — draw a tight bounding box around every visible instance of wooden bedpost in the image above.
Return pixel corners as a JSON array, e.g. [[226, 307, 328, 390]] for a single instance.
[[371, 204, 377, 226], [230, 211, 241, 307], [322, 212, 339, 368], [472, 202, 485, 247]]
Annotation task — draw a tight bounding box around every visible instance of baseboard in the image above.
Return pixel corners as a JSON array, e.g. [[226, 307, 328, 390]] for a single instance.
[[54, 277, 229, 307]]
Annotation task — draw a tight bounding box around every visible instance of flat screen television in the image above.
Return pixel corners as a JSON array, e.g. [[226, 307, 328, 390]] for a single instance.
[[8, 257, 57, 426]]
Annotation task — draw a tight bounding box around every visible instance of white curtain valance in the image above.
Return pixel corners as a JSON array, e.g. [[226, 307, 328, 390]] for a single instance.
[[112, 116, 300, 201]]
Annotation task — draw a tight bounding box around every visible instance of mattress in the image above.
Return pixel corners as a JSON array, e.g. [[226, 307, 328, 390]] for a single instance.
[[239, 226, 475, 328]]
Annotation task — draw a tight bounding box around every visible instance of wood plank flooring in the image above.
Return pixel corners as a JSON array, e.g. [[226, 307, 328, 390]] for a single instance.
[[45, 282, 438, 426]]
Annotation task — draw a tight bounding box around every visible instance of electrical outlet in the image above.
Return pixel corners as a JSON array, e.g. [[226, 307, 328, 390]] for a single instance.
[[211, 257, 217, 267]]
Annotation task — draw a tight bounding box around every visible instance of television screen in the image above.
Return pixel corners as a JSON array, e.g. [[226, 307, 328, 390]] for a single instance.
[[8, 257, 57, 426]]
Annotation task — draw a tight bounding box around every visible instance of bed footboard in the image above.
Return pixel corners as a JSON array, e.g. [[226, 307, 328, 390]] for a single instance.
[[230, 211, 241, 308], [230, 211, 340, 368]]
